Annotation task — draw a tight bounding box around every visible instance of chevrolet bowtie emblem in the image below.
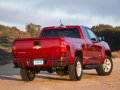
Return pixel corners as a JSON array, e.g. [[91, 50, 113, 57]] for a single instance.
[[33, 45, 42, 49]]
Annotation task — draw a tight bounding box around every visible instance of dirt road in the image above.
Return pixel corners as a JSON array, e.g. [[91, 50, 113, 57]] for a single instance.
[[0, 59, 120, 90]]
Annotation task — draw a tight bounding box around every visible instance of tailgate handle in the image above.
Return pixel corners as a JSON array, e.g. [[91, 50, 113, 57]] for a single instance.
[[34, 41, 41, 45]]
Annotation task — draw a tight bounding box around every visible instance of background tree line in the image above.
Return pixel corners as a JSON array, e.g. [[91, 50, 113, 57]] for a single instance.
[[92, 24, 120, 51], [0, 23, 120, 51], [0, 23, 41, 43]]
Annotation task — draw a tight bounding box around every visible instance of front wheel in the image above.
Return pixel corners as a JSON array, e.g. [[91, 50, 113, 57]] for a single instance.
[[68, 56, 83, 81], [20, 68, 36, 81], [96, 56, 113, 76]]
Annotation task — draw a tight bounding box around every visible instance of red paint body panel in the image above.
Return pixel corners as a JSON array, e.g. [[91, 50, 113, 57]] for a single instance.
[[13, 37, 62, 59], [12, 25, 111, 69]]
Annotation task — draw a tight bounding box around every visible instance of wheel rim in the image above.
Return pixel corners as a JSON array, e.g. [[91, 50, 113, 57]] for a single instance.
[[76, 61, 82, 77], [103, 59, 111, 72]]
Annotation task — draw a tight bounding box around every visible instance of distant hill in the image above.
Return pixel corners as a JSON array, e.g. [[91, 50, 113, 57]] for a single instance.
[[0, 24, 31, 43]]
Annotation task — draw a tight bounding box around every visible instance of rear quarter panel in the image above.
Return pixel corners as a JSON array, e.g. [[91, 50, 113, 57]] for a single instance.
[[64, 37, 85, 64]]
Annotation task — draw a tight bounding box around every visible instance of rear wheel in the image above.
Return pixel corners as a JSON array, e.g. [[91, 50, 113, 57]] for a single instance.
[[96, 56, 113, 76], [20, 68, 35, 81], [68, 56, 83, 81]]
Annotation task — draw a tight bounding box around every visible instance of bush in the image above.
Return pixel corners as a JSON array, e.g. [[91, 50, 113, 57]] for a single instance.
[[92, 24, 120, 51]]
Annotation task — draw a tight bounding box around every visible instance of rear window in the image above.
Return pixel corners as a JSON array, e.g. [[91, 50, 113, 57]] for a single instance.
[[41, 29, 80, 38]]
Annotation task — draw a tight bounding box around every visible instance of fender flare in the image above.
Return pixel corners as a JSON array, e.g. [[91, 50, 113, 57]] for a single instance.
[[67, 44, 83, 64]]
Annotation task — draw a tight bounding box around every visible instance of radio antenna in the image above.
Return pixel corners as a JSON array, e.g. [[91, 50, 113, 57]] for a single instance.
[[60, 19, 63, 26]]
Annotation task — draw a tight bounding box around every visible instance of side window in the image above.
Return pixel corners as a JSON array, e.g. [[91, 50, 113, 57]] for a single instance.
[[81, 27, 89, 39], [87, 29, 97, 41]]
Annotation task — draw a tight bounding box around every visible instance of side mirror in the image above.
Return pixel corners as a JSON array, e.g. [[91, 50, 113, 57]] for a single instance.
[[91, 38, 97, 41], [99, 36, 104, 42]]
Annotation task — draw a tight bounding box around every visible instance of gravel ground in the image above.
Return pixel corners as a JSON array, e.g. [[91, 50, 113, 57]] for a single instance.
[[0, 58, 120, 90]]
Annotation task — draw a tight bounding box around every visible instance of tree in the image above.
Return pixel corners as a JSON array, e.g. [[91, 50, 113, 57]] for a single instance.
[[26, 23, 42, 37], [91, 24, 120, 51], [0, 31, 2, 36], [0, 24, 31, 43]]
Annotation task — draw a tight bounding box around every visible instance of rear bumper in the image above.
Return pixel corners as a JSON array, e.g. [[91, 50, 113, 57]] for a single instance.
[[13, 58, 67, 68]]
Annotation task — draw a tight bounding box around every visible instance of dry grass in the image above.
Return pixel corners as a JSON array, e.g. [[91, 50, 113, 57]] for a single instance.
[[112, 51, 120, 58]]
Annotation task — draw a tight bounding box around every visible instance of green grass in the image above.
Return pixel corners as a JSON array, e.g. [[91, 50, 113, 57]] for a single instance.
[[0, 43, 12, 49]]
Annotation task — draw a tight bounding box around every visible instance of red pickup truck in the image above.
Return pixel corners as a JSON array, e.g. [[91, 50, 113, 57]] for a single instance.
[[12, 25, 113, 81]]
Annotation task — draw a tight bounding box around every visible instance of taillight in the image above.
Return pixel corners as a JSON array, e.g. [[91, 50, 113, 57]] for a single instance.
[[60, 38, 67, 52], [12, 45, 17, 54], [60, 38, 67, 57]]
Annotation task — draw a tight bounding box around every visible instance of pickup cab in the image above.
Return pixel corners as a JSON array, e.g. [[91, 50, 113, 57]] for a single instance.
[[12, 25, 113, 81]]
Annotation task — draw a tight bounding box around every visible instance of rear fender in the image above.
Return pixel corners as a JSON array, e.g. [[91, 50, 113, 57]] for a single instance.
[[67, 44, 83, 65]]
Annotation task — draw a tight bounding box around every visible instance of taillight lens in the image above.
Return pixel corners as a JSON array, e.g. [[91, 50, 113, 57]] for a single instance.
[[60, 38, 67, 57], [60, 39, 67, 52]]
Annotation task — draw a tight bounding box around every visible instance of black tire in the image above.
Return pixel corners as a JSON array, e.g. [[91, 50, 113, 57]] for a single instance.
[[20, 68, 35, 81], [68, 56, 83, 81], [96, 56, 113, 76], [56, 70, 68, 76]]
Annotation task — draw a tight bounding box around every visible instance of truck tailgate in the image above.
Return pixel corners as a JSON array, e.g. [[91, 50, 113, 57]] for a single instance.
[[13, 37, 62, 60]]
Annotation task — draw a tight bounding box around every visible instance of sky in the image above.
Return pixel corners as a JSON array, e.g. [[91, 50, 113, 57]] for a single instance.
[[0, 0, 120, 30]]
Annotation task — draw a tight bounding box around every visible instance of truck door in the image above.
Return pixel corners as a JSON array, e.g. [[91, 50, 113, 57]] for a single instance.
[[81, 27, 101, 64], [87, 28, 102, 64]]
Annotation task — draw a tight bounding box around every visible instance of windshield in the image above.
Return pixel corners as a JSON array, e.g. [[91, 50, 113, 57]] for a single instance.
[[41, 29, 80, 38]]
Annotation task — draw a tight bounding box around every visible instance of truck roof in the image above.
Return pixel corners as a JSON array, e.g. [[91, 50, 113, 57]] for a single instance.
[[43, 25, 86, 30]]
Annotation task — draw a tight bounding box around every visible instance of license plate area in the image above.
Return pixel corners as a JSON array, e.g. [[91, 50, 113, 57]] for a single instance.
[[33, 59, 44, 65]]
